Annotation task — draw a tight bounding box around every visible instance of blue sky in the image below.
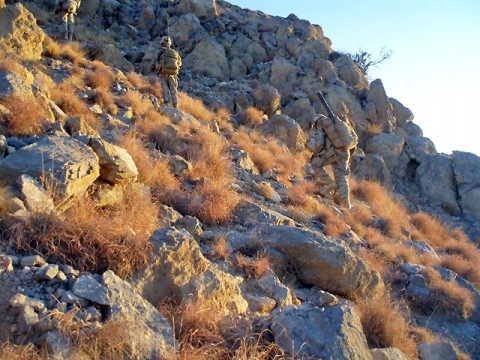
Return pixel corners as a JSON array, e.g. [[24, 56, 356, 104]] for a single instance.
[[228, 0, 480, 155]]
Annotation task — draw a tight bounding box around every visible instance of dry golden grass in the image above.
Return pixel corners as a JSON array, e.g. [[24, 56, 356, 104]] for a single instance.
[[0, 185, 14, 217], [0, 54, 27, 76], [214, 107, 234, 132], [357, 248, 390, 277], [0, 342, 44, 360], [238, 107, 265, 127], [236, 253, 271, 279], [159, 300, 285, 360], [365, 121, 383, 136], [178, 93, 215, 121], [231, 128, 308, 184], [355, 291, 417, 359], [421, 268, 475, 318], [2, 186, 157, 278], [126, 72, 163, 99], [253, 182, 278, 202], [118, 134, 180, 189], [410, 212, 450, 246], [85, 63, 115, 89], [0, 94, 51, 136], [351, 180, 411, 240], [92, 87, 118, 114], [210, 236, 232, 261], [126, 71, 149, 88], [314, 204, 349, 238], [344, 203, 375, 238], [119, 90, 154, 116], [187, 129, 232, 182], [44, 38, 88, 67]]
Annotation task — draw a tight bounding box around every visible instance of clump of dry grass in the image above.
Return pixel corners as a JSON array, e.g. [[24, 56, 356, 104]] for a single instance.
[[231, 128, 308, 184], [214, 106, 234, 132], [2, 186, 157, 278], [351, 180, 411, 240], [118, 134, 180, 189], [0, 94, 51, 135], [253, 182, 278, 202], [238, 107, 265, 127], [86, 62, 115, 89], [420, 268, 475, 319], [355, 291, 417, 359], [126, 72, 163, 99], [210, 236, 232, 261], [314, 204, 349, 238], [0, 342, 44, 360], [158, 299, 285, 360], [44, 37, 88, 67], [0, 185, 14, 217], [119, 90, 154, 116], [178, 93, 215, 121], [236, 253, 271, 279]]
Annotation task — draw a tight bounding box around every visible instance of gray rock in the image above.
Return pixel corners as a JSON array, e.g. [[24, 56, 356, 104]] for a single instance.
[[452, 151, 480, 222], [371, 347, 410, 360], [366, 79, 396, 132], [174, 0, 218, 21], [334, 54, 368, 90], [419, 342, 458, 360], [174, 215, 203, 237], [184, 38, 229, 81], [271, 303, 373, 359], [0, 136, 100, 207], [253, 84, 281, 118], [16, 174, 55, 213], [390, 98, 414, 127], [257, 270, 293, 308], [102, 270, 177, 359], [169, 154, 192, 176], [0, 70, 31, 99], [72, 275, 111, 306], [365, 133, 405, 170], [234, 200, 295, 226], [259, 114, 306, 153], [20, 255, 46, 268], [354, 153, 392, 186], [255, 225, 384, 298], [36, 265, 59, 281], [18, 305, 39, 333]]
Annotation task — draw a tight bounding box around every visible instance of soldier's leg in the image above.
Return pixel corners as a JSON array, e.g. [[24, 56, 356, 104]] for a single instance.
[[159, 76, 171, 105], [168, 77, 179, 108], [68, 15, 75, 41], [311, 157, 336, 195], [62, 13, 69, 40], [332, 161, 351, 209]]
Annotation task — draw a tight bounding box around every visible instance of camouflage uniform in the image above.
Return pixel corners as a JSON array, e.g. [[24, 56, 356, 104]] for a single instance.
[[310, 115, 354, 209], [155, 37, 182, 108], [55, 0, 81, 41]]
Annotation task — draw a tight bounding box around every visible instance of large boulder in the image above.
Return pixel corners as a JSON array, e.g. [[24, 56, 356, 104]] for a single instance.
[[183, 38, 229, 81], [253, 85, 281, 118], [102, 271, 177, 359], [365, 133, 405, 170], [133, 227, 247, 315], [89, 137, 138, 185], [259, 114, 306, 153], [271, 303, 373, 359], [0, 70, 32, 99], [255, 225, 384, 298], [354, 153, 392, 186], [0, 3, 45, 60], [416, 154, 462, 216], [270, 55, 299, 96], [390, 98, 414, 127], [452, 151, 480, 222], [234, 200, 295, 226], [365, 79, 396, 132], [333, 54, 368, 90], [294, 40, 330, 69], [84, 44, 134, 73], [170, 13, 208, 53], [174, 0, 218, 21], [0, 136, 99, 205]]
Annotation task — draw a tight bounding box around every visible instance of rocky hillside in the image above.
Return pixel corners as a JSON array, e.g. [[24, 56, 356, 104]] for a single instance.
[[0, 0, 480, 359]]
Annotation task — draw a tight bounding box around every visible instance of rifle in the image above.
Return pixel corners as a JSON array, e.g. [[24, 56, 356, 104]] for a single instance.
[[316, 91, 337, 123]]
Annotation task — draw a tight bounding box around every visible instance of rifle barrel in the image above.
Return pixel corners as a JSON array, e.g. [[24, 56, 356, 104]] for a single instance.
[[316, 92, 336, 121]]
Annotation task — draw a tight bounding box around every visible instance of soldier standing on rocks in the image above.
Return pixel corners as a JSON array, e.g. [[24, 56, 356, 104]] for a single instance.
[[307, 94, 358, 209], [54, 0, 81, 41], [154, 36, 182, 108]]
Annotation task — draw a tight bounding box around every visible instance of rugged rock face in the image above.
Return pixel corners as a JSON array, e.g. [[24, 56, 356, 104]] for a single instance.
[[271, 303, 373, 359], [0, 3, 45, 60], [0, 136, 100, 205]]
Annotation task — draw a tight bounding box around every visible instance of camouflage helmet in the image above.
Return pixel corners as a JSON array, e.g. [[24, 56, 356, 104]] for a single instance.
[[160, 36, 172, 47]]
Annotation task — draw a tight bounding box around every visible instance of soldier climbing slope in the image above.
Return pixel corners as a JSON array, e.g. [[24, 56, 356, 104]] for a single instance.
[[307, 92, 358, 209], [54, 0, 81, 41], [154, 36, 182, 108]]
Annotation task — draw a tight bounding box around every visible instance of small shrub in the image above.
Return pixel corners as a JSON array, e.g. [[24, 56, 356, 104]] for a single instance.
[[356, 291, 417, 359], [314, 203, 349, 238], [119, 90, 153, 116], [238, 107, 265, 127], [2, 186, 157, 278], [0, 342, 44, 360], [214, 106, 234, 132], [0, 94, 51, 135], [178, 93, 216, 121], [236, 253, 271, 279], [210, 236, 231, 261], [85, 64, 115, 89]]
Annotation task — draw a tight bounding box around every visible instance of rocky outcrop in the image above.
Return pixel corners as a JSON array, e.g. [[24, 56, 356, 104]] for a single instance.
[[0, 3, 45, 60], [271, 303, 373, 359], [0, 136, 100, 206], [102, 270, 177, 359], [183, 38, 229, 81], [133, 227, 248, 315], [89, 137, 138, 185], [452, 151, 480, 222], [255, 225, 384, 298], [259, 114, 306, 153]]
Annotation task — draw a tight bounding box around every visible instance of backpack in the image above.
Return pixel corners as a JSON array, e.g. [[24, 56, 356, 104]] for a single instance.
[[160, 48, 181, 76], [322, 116, 358, 150], [306, 116, 326, 154]]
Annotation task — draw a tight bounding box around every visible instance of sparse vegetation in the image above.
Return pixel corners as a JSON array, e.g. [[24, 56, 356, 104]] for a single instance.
[[349, 47, 392, 76], [238, 107, 265, 127]]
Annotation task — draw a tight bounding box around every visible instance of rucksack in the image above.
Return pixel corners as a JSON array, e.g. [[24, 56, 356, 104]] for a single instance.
[[160, 48, 181, 76], [322, 116, 358, 150]]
